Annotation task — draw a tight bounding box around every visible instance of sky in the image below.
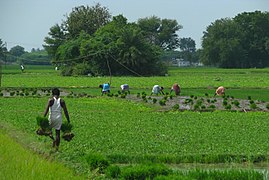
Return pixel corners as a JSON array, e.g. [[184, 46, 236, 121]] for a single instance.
[[0, 0, 268, 52]]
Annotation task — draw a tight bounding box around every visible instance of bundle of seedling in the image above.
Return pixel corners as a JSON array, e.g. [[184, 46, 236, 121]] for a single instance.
[[61, 122, 74, 141], [36, 116, 51, 136]]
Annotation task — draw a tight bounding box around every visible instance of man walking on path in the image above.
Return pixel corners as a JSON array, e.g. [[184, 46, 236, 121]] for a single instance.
[[44, 88, 70, 150]]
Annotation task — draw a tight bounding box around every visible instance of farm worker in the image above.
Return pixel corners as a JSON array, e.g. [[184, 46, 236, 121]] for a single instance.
[[44, 88, 70, 150], [214, 86, 225, 96], [120, 84, 130, 94], [99, 83, 110, 95], [151, 85, 164, 95], [20, 64, 24, 72], [170, 83, 181, 95]]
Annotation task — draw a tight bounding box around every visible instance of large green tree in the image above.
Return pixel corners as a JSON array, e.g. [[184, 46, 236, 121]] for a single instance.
[[43, 24, 65, 61], [80, 15, 166, 76], [43, 3, 111, 63], [179, 37, 197, 64], [201, 11, 269, 68], [137, 16, 182, 50], [64, 3, 111, 38]]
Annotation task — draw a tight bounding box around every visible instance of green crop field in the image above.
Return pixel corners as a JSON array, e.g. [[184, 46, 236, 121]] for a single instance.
[[0, 65, 269, 179]]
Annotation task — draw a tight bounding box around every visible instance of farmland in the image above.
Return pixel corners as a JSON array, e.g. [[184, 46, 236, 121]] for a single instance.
[[1, 65, 269, 179]]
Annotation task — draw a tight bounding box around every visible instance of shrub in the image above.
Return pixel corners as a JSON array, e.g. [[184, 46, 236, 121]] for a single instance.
[[86, 154, 110, 174]]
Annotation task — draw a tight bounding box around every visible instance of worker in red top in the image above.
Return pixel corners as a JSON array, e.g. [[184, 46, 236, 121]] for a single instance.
[[170, 83, 181, 95]]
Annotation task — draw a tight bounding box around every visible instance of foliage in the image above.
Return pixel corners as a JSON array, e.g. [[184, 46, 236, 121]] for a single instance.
[[9, 45, 25, 57], [0, 39, 7, 59], [20, 49, 50, 65], [179, 37, 197, 63], [43, 24, 66, 60], [201, 11, 269, 68], [137, 16, 182, 50], [64, 3, 111, 38], [80, 15, 167, 76]]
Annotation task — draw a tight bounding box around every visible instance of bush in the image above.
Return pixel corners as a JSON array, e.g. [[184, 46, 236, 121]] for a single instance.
[[61, 65, 73, 76], [72, 63, 91, 76], [86, 154, 110, 174]]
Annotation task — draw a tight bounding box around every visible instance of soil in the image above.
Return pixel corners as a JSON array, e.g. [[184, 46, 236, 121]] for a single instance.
[[125, 95, 269, 112]]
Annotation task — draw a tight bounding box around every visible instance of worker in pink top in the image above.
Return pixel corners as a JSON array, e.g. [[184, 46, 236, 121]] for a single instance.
[[214, 86, 225, 96], [44, 88, 70, 150], [170, 83, 181, 95]]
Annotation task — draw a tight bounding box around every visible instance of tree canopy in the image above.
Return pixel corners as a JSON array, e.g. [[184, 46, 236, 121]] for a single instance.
[[43, 4, 182, 76], [201, 11, 269, 68], [137, 16, 182, 50]]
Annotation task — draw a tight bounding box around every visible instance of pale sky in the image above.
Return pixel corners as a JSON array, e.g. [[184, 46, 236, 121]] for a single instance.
[[0, 0, 268, 51]]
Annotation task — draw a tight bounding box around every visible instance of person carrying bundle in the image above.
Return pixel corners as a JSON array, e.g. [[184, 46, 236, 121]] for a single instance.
[[44, 88, 70, 150]]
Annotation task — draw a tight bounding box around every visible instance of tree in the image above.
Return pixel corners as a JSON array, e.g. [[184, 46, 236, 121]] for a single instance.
[[20, 50, 50, 65], [0, 39, 7, 60], [9, 45, 25, 57], [43, 24, 66, 61], [137, 16, 182, 50], [80, 15, 166, 76], [201, 11, 269, 68], [179, 37, 197, 64], [64, 3, 111, 38]]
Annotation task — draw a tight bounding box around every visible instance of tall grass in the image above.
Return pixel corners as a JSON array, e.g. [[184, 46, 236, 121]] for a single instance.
[[0, 132, 84, 179]]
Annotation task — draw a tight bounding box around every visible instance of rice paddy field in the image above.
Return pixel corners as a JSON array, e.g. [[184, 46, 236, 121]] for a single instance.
[[1, 65, 269, 179]]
